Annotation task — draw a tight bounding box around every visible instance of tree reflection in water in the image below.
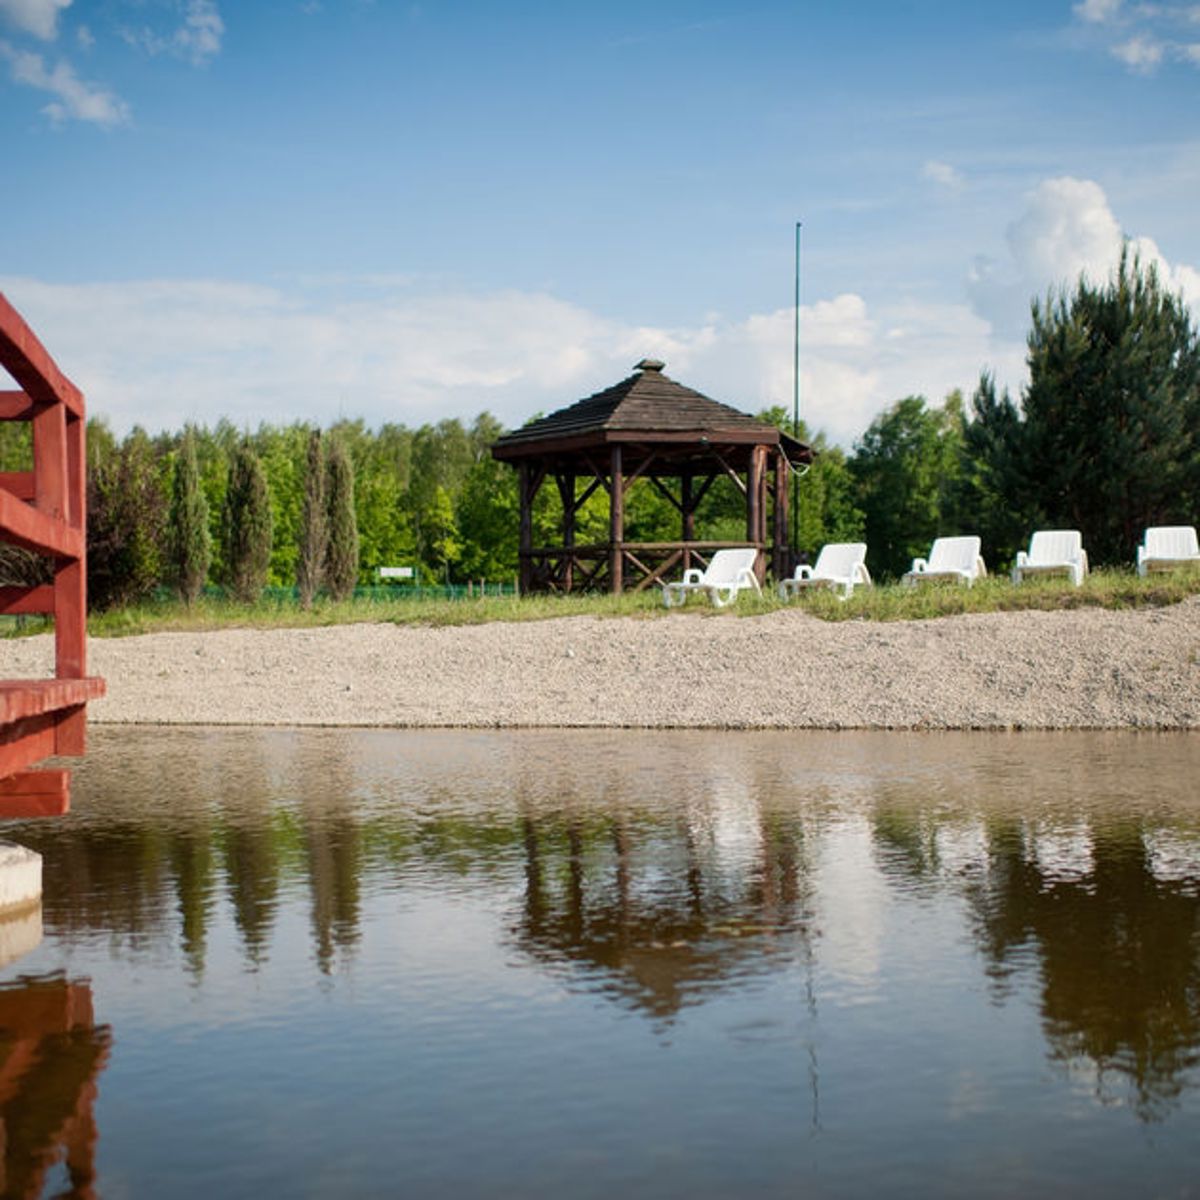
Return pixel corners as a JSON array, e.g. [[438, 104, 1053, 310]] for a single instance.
[[4, 727, 1200, 1122]]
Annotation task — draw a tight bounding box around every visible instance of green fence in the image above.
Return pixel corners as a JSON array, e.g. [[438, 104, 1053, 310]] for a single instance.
[[198, 581, 519, 605]]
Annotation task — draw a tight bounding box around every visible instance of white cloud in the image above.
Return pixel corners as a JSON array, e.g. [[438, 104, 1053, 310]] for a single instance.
[[0, 39, 130, 124], [126, 0, 224, 66], [1074, 0, 1122, 22], [922, 160, 966, 191], [1112, 33, 1165, 68], [0, 274, 1016, 450], [0, 0, 71, 41], [967, 175, 1200, 338], [1072, 0, 1200, 71]]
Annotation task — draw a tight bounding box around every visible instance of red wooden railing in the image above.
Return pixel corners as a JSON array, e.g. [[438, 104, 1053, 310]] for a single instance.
[[0, 293, 105, 817]]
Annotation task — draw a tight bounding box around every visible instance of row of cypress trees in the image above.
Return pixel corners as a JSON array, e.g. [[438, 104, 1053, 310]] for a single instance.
[[162, 429, 359, 608]]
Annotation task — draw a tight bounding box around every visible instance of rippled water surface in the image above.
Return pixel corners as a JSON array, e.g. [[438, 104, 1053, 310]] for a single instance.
[[3, 727, 1200, 1198]]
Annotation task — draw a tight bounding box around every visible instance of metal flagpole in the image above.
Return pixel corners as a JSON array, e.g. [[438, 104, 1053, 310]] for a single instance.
[[792, 220, 802, 562]]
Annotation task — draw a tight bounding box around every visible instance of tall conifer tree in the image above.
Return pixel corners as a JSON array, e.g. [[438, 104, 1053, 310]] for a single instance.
[[324, 435, 359, 601], [222, 439, 273, 603], [296, 429, 327, 608], [168, 428, 211, 605]]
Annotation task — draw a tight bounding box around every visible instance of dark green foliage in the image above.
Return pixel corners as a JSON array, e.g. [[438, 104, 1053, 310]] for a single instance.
[[87, 429, 168, 611], [296, 429, 326, 608], [221, 440, 273, 603], [455, 413, 519, 580], [168, 428, 212, 604], [1018, 248, 1200, 565], [953, 373, 1036, 569], [849, 394, 965, 580], [324, 435, 359, 601]]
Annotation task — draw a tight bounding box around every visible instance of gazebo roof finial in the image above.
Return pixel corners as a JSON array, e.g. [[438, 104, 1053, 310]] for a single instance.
[[635, 358, 665, 373]]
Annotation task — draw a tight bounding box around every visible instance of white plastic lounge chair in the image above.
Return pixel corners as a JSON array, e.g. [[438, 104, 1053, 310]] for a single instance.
[[662, 548, 761, 608], [901, 536, 986, 587], [1011, 529, 1088, 587], [778, 542, 871, 601], [1137, 525, 1200, 577]]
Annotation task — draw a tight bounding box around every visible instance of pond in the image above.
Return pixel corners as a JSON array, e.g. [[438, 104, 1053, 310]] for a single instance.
[[2, 727, 1199, 1199]]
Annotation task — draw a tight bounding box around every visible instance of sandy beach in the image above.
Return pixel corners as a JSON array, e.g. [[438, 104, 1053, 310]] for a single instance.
[[3, 600, 1199, 729]]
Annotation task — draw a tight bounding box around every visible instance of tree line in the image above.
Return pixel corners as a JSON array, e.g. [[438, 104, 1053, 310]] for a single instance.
[[0, 249, 1194, 608]]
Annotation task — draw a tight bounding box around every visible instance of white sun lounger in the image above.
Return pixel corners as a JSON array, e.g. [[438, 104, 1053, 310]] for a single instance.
[[1137, 525, 1200, 577], [901, 536, 987, 587], [662, 548, 761, 608], [1012, 529, 1088, 587], [778, 542, 871, 601]]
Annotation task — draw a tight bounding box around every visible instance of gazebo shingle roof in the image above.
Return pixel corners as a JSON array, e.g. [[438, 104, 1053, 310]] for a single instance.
[[492, 359, 811, 463]]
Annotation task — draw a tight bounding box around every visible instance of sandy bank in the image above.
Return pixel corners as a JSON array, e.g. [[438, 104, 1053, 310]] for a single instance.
[[3, 601, 1199, 729]]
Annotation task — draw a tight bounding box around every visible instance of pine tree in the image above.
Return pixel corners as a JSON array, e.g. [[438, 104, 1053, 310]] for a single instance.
[[168, 428, 211, 605], [1020, 247, 1200, 564], [324, 435, 359, 601], [296, 429, 327, 608], [221, 439, 273, 603]]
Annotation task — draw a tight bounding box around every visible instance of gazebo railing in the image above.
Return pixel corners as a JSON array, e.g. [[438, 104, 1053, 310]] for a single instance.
[[523, 541, 766, 594]]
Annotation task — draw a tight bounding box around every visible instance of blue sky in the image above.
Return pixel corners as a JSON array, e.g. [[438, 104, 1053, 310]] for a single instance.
[[1, 0, 1198, 446]]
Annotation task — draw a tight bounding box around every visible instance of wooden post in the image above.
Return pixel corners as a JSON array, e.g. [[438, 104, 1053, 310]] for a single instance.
[[681, 470, 694, 573], [609, 445, 623, 594], [32, 401, 67, 521], [772, 449, 789, 584], [518, 461, 533, 595], [746, 445, 767, 583], [758, 446, 769, 566], [746, 447, 762, 542], [557, 472, 575, 592]]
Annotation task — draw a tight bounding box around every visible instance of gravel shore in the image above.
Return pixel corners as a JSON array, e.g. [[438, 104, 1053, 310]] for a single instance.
[[3, 600, 1200, 729]]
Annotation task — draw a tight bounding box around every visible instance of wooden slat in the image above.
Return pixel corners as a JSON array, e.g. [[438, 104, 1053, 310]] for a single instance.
[[0, 471, 36, 500], [0, 390, 36, 420], [33, 400, 67, 521], [55, 557, 86, 678], [0, 293, 85, 419], [0, 585, 54, 614], [0, 678, 106, 725], [0, 711, 60, 778], [0, 768, 69, 817], [0, 487, 83, 559]]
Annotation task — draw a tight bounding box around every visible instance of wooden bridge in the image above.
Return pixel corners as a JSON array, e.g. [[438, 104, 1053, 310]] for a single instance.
[[0, 293, 104, 819]]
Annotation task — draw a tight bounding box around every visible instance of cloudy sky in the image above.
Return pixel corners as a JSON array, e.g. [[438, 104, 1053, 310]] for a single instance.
[[1, 0, 1198, 446]]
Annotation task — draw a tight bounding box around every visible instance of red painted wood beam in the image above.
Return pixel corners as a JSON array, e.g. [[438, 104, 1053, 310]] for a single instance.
[[0, 585, 55, 614], [0, 293, 85, 420], [0, 711, 60, 779], [0, 471, 36, 500], [0, 487, 83, 559], [0, 679, 106, 724], [0, 768, 69, 817], [0, 390, 37, 420]]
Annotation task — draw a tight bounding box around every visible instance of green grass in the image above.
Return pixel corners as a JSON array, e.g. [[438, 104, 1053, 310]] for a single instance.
[[2, 566, 1197, 640]]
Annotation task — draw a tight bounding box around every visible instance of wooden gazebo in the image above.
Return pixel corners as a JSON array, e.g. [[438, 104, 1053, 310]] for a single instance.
[[491, 359, 812, 594]]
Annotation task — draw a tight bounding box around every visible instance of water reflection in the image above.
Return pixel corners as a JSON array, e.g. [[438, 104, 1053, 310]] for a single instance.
[[0, 973, 110, 1199], [968, 815, 1200, 1120], [514, 799, 812, 1021], [1, 728, 1199, 1195]]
